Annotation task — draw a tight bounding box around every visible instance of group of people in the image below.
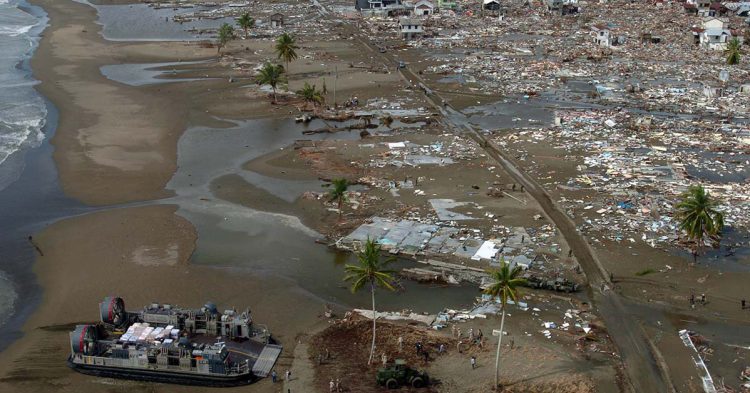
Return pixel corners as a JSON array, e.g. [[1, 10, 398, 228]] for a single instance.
[[328, 378, 344, 392], [689, 293, 749, 311], [452, 325, 484, 353]]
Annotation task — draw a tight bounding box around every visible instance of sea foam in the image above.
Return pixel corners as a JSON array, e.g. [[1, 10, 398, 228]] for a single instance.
[[0, 0, 47, 173]]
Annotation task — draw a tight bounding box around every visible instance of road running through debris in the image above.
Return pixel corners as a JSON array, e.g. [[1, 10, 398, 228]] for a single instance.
[[307, 1, 676, 391]]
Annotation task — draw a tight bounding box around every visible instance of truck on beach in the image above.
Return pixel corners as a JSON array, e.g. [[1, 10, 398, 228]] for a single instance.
[[68, 297, 281, 386]]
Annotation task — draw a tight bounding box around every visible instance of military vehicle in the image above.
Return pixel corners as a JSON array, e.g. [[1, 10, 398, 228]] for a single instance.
[[521, 272, 579, 293], [376, 359, 429, 389], [67, 297, 281, 386]]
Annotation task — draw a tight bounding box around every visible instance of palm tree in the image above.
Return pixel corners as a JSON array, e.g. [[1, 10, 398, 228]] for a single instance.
[[217, 23, 235, 54], [297, 82, 324, 107], [343, 238, 396, 365], [675, 185, 724, 262], [726, 37, 741, 65], [236, 13, 255, 39], [256, 63, 286, 103], [329, 178, 349, 220], [275, 33, 299, 73], [484, 260, 526, 390]]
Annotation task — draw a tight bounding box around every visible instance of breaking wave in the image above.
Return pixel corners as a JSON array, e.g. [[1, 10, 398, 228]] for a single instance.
[[0, 0, 48, 188]]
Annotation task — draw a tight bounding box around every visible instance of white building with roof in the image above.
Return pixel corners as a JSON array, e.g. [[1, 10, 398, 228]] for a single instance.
[[700, 17, 732, 49]]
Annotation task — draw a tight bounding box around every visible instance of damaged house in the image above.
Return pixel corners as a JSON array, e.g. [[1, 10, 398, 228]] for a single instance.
[[414, 0, 435, 16], [437, 0, 458, 10], [693, 17, 732, 49], [591, 24, 613, 47], [399, 17, 423, 40], [544, 0, 579, 15], [355, 0, 410, 15]]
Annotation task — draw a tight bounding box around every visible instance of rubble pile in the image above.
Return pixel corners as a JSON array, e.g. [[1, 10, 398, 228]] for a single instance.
[[339, 0, 749, 115], [360, 135, 478, 170], [496, 108, 750, 249]]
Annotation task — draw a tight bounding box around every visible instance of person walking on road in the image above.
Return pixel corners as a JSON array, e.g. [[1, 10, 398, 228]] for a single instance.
[[743, 299, 746, 310], [271, 370, 277, 383], [470, 356, 476, 369]]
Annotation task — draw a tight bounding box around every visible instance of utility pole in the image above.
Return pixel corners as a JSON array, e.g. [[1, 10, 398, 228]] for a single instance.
[[333, 65, 338, 109]]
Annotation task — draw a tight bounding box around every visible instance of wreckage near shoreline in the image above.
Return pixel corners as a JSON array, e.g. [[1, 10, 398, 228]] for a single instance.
[[68, 297, 281, 387]]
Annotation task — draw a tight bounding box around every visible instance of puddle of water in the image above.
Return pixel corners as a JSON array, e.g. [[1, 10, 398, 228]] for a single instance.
[[237, 171, 324, 203], [437, 74, 470, 85], [100, 60, 214, 86], [464, 98, 555, 129], [91, 3, 234, 41], [669, 227, 750, 273]]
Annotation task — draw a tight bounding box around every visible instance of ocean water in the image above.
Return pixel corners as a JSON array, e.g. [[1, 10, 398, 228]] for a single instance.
[[0, 0, 48, 331], [0, 0, 47, 192]]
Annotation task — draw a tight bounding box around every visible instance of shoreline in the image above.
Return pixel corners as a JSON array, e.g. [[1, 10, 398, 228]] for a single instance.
[[0, 2, 336, 392], [29, 0, 194, 206], [5, 0, 738, 391]]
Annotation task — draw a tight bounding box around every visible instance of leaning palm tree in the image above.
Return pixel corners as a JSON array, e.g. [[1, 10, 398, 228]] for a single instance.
[[484, 260, 526, 390], [216, 23, 235, 54], [675, 185, 724, 262], [236, 13, 255, 39], [726, 37, 741, 65], [256, 63, 286, 103], [296, 82, 324, 107], [329, 178, 349, 220], [275, 33, 299, 73], [344, 238, 396, 365]]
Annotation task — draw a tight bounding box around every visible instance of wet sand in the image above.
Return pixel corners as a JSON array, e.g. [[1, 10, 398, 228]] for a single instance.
[[0, 205, 329, 393], [0, 1, 321, 392]]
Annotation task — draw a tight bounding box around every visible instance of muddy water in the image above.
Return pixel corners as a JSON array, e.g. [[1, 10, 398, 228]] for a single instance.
[[165, 117, 479, 314], [100, 60, 216, 86]]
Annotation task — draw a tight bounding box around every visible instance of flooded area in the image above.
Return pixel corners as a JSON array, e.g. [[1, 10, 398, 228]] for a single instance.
[[90, 2, 235, 41], [165, 117, 480, 313]]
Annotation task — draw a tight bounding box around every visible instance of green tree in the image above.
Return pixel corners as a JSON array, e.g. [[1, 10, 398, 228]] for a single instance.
[[726, 37, 741, 65], [676, 185, 724, 262], [297, 82, 324, 107], [483, 260, 526, 390], [217, 23, 235, 54], [236, 13, 255, 39], [343, 238, 396, 365], [329, 178, 349, 220], [256, 63, 286, 103], [275, 33, 299, 73]]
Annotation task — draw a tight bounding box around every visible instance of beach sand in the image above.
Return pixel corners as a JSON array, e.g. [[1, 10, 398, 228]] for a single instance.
[[0, 1, 327, 392], [30, 0, 224, 206], [0, 204, 328, 393]]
